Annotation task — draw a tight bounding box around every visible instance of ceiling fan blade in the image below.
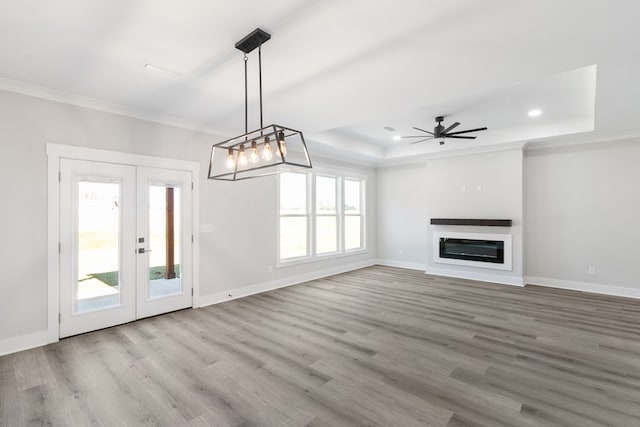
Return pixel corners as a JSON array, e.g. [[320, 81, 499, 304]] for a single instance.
[[410, 137, 434, 144], [447, 135, 476, 139], [412, 127, 434, 135], [445, 127, 488, 136], [401, 135, 429, 139], [443, 122, 460, 133]]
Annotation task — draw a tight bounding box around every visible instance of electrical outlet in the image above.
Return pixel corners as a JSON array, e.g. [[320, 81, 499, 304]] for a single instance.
[[267, 265, 273, 273], [588, 266, 596, 276], [399, 249, 404, 256], [460, 185, 467, 193]]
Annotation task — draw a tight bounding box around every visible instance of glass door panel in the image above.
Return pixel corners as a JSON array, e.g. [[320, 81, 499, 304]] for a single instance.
[[59, 159, 136, 338], [147, 184, 182, 299], [76, 179, 122, 313], [136, 167, 192, 319]]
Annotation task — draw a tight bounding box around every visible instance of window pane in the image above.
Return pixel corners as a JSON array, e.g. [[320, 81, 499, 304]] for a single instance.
[[280, 172, 307, 214], [316, 176, 336, 214], [345, 180, 361, 213], [280, 217, 308, 259], [148, 184, 182, 299], [316, 216, 337, 254], [345, 216, 361, 250], [76, 179, 121, 313]]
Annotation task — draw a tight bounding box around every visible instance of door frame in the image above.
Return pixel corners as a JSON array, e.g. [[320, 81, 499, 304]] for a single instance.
[[47, 143, 200, 343]]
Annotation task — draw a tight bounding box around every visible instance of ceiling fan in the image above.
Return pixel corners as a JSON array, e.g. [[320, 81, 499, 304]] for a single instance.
[[402, 116, 487, 145]]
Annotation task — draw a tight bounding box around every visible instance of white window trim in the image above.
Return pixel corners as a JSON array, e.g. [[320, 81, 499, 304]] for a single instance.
[[277, 167, 367, 268], [344, 177, 366, 252], [314, 173, 340, 257], [276, 171, 312, 265]]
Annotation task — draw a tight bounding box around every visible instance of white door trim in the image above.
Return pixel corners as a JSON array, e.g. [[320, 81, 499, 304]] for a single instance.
[[47, 143, 200, 344]]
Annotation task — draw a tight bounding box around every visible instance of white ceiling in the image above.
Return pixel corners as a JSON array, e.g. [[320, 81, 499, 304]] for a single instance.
[[1, 0, 639, 164]]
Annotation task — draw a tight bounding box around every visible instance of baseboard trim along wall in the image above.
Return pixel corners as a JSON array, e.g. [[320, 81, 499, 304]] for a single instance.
[[0, 330, 49, 357], [197, 259, 377, 308], [425, 266, 525, 287], [376, 259, 525, 286], [375, 259, 429, 271], [525, 276, 640, 299]]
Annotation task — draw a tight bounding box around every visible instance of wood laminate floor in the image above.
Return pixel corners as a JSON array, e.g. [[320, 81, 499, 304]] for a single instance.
[[2, 266, 640, 426]]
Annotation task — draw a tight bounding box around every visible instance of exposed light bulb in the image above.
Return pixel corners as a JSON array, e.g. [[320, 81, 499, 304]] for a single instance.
[[278, 141, 287, 157], [392, 135, 402, 141], [238, 144, 248, 167], [528, 109, 542, 117], [262, 136, 273, 161], [225, 148, 235, 169], [276, 131, 287, 158], [249, 141, 259, 163]]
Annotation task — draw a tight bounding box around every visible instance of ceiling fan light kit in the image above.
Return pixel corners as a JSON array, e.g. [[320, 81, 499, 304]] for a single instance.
[[400, 115, 487, 145], [208, 28, 312, 181]]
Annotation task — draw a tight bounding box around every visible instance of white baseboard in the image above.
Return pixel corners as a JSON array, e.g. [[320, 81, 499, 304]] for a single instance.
[[525, 276, 640, 299], [197, 259, 376, 307], [425, 266, 525, 287], [375, 259, 428, 271], [0, 330, 50, 357]]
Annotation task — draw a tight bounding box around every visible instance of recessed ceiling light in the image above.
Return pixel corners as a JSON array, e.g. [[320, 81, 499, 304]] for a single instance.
[[528, 109, 542, 117], [144, 63, 181, 77], [392, 135, 402, 141]]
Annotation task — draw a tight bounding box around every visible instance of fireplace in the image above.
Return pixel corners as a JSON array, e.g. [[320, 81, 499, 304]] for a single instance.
[[439, 238, 504, 264], [433, 231, 512, 271]]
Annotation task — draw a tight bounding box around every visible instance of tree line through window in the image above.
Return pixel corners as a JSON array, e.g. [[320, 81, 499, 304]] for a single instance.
[[279, 171, 364, 262]]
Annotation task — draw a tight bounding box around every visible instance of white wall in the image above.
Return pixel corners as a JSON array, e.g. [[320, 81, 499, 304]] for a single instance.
[[426, 149, 524, 284], [524, 138, 640, 291], [200, 156, 377, 300], [377, 149, 524, 284], [377, 139, 640, 295], [0, 89, 377, 345], [377, 163, 429, 268]]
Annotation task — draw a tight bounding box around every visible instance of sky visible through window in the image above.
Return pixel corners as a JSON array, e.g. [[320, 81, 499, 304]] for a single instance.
[[280, 172, 306, 214]]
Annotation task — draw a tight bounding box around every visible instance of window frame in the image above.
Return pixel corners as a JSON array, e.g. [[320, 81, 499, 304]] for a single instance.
[[343, 177, 365, 253], [277, 171, 312, 263], [277, 167, 367, 267], [314, 174, 340, 257]]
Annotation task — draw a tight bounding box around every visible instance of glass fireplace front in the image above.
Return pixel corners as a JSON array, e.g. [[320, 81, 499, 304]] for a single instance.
[[439, 238, 504, 264]]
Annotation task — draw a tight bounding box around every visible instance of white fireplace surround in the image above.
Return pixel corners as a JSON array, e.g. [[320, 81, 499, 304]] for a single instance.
[[433, 231, 513, 271]]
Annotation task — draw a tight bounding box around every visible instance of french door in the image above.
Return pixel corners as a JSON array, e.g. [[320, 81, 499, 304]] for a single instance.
[[59, 159, 193, 338]]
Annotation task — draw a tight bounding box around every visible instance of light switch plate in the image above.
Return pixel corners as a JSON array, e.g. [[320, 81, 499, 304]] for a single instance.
[[200, 224, 215, 233]]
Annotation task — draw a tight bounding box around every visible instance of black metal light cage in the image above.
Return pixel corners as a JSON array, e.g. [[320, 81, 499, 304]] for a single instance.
[[207, 28, 312, 181], [208, 124, 312, 181]]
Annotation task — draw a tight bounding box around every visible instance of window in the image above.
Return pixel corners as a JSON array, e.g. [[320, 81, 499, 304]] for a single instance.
[[279, 172, 309, 259], [316, 176, 338, 254], [278, 170, 365, 264], [344, 179, 363, 250]]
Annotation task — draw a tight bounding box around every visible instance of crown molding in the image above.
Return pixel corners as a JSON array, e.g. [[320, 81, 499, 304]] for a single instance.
[[0, 75, 229, 137], [523, 131, 640, 152], [4, 75, 632, 168]]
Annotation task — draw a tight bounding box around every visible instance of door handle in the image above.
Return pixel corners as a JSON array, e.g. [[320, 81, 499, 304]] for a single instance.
[[137, 248, 152, 254]]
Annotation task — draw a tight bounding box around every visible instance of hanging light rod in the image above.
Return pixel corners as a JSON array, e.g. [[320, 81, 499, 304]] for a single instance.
[[208, 28, 312, 181]]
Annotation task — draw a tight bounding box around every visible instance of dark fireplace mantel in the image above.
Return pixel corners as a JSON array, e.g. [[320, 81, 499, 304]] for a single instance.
[[430, 218, 512, 227]]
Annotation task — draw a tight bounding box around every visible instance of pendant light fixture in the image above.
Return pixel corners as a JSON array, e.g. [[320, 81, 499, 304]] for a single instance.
[[208, 28, 312, 181]]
